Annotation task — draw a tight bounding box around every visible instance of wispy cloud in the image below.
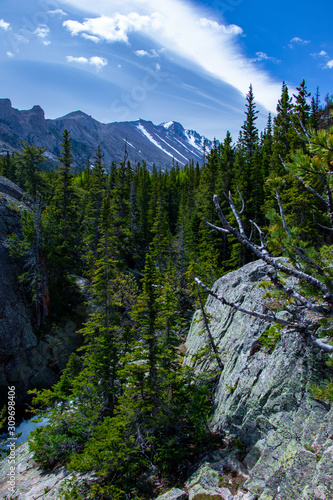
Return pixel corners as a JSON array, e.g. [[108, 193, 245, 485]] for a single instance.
[[60, 0, 283, 111], [82, 33, 100, 43], [6, 51, 14, 57], [66, 55, 108, 70], [252, 51, 280, 64], [311, 50, 328, 58], [47, 9, 67, 17], [34, 25, 51, 46], [310, 50, 332, 69], [0, 19, 10, 31], [289, 36, 310, 48], [135, 49, 159, 58], [198, 18, 243, 36]]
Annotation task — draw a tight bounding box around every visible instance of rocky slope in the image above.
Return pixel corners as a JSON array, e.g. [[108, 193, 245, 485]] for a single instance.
[[0, 99, 212, 170], [181, 259, 333, 500], [0, 177, 84, 411], [1, 259, 332, 499]]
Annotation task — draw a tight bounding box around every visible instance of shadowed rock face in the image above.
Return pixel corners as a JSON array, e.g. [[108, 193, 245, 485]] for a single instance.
[[185, 260, 333, 500], [0, 178, 84, 411]]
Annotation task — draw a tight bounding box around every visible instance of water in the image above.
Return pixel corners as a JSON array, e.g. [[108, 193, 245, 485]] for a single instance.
[[1, 416, 49, 450]]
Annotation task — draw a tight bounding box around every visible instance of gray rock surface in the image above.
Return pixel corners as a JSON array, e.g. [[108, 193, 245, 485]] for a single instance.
[[0, 442, 93, 499], [0, 179, 84, 409], [185, 259, 333, 500], [155, 488, 188, 500]]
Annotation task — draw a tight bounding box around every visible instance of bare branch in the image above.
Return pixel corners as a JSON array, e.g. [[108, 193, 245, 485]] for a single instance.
[[237, 187, 245, 215], [249, 219, 267, 250], [313, 215, 333, 231], [297, 114, 311, 140], [267, 270, 329, 316], [312, 338, 333, 353], [213, 194, 333, 303], [196, 282, 224, 371], [325, 184, 333, 227], [226, 191, 246, 237], [274, 192, 326, 273], [275, 188, 292, 238], [203, 218, 229, 234], [195, 278, 300, 329]]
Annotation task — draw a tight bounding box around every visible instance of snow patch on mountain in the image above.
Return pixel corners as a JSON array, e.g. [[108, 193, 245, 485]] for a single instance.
[[185, 131, 204, 152], [162, 121, 174, 130], [137, 123, 174, 159], [155, 135, 188, 163]]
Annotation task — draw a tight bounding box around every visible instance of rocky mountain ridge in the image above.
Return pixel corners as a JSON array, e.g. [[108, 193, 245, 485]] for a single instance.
[[0, 99, 212, 170]]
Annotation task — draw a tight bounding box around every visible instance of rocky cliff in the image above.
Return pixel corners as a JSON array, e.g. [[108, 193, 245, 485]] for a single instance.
[[0, 177, 84, 411], [1, 259, 332, 499], [181, 259, 333, 500]]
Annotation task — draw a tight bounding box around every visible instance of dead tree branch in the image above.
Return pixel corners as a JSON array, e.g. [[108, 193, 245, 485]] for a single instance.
[[196, 282, 224, 371], [213, 194, 333, 303]]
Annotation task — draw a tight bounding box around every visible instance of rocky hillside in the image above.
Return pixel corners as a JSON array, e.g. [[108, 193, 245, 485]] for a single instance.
[[0, 177, 84, 411], [182, 260, 333, 500], [0, 99, 212, 170], [1, 259, 332, 499]]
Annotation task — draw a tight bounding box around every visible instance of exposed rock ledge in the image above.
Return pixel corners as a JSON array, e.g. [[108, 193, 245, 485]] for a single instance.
[[182, 259, 333, 500], [0, 442, 93, 499], [1, 260, 332, 499]]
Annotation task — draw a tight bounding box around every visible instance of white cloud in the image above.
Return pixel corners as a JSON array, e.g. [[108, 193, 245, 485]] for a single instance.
[[60, 0, 283, 111], [326, 60, 333, 69], [48, 9, 67, 17], [135, 49, 159, 57], [253, 51, 280, 64], [82, 33, 100, 42], [6, 51, 14, 57], [67, 55, 108, 70], [289, 36, 310, 48], [0, 19, 10, 31], [198, 18, 243, 36], [311, 50, 328, 58], [35, 26, 50, 38], [89, 56, 108, 69], [34, 26, 51, 45], [63, 13, 161, 44]]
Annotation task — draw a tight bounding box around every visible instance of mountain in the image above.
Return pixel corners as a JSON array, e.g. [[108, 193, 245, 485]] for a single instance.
[[0, 99, 212, 170]]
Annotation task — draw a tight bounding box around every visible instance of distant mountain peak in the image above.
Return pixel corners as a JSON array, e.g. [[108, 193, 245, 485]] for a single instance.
[[0, 99, 213, 170], [56, 110, 92, 120]]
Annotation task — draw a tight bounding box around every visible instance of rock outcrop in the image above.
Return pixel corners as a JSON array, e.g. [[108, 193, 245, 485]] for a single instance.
[[183, 259, 333, 500], [0, 442, 94, 499], [0, 177, 84, 410]]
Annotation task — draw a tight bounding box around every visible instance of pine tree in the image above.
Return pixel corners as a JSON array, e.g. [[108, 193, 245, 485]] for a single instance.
[[41, 130, 82, 308], [15, 142, 46, 197], [270, 82, 293, 175]]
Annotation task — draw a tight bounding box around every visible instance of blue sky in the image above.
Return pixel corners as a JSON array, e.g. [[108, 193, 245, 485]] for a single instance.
[[0, 0, 332, 140]]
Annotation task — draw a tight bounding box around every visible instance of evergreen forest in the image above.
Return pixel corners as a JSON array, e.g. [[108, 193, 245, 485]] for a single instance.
[[2, 80, 333, 499]]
